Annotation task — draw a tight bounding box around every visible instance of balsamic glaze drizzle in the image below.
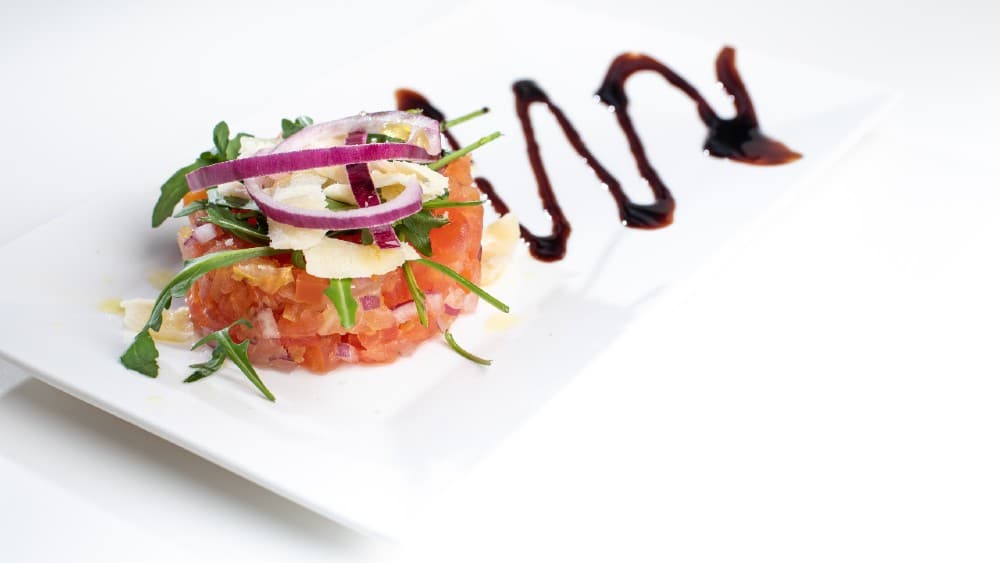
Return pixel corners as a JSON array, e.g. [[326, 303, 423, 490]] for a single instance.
[[397, 47, 801, 262]]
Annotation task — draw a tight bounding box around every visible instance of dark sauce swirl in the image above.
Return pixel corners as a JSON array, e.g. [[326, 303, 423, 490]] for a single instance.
[[398, 47, 801, 262]]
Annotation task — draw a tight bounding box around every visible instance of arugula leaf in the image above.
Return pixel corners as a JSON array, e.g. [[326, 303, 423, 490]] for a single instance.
[[120, 329, 158, 377], [201, 206, 269, 244], [185, 319, 275, 401], [402, 261, 428, 327], [421, 198, 485, 210], [152, 121, 250, 227], [441, 107, 490, 131], [224, 133, 252, 161], [212, 121, 230, 156], [444, 331, 492, 365], [174, 187, 266, 242], [360, 229, 374, 246], [174, 198, 209, 218], [281, 115, 314, 138], [120, 247, 283, 377], [185, 345, 226, 383], [395, 210, 449, 256], [152, 157, 213, 227], [325, 198, 357, 211], [415, 258, 509, 313], [429, 131, 501, 171], [324, 278, 358, 329], [366, 133, 406, 144], [222, 195, 251, 207]]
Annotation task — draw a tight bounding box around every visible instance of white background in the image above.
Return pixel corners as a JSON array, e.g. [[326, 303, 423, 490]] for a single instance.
[[1, 0, 998, 561]]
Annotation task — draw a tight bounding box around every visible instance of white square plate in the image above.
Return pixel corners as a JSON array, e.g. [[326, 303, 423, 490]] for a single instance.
[[0, 1, 894, 539]]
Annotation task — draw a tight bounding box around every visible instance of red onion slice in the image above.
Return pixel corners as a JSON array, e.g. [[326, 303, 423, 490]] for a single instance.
[[345, 130, 400, 249], [185, 143, 434, 192], [244, 175, 422, 230], [277, 111, 442, 156]]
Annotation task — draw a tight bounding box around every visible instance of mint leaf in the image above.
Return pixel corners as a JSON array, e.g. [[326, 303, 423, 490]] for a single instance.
[[120, 329, 159, 377], [186, 319, 275, 401], [324, 279, 358, 329], [395, 210, 449, 256]]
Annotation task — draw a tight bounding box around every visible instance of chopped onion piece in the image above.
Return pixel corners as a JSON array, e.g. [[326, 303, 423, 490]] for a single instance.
[[192, 223, 218, 243], [255, 309, 280, 339], [392, 301, 418, 324], [335, 342, 357, 361], [359, 294, 381, 311]]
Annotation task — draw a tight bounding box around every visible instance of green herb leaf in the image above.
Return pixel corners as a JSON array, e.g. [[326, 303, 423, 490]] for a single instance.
[[366, 133, 406, 144], [186, 319, 275, 401], [222, 195, 251, 208], [153, 122, 250, 228], [415, 258, 509, 313], [224, 132, 252, 161], [421, 196, 485, 210], [212, 121, 230, 156], [402, 261, 428, 327], [395, 210, 449, 256], [324, 278, 358, 329], [326, 198, 358, 211], [444, 331, 492, 365], [429, 131, 501, 171], [120, 329, 159, 377], [201, 206, 269, 244], [120, 247, 283, 378], [173, 198, 210, 218], [185, 345, 227, 383], [442, 107, 490, 131], [360, 228, 374, 246], [281, 115, 314, 138], [152, 158, 212, 227], [290, 250, 306, 270]]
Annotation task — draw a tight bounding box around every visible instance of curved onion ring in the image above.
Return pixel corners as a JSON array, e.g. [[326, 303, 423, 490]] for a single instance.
[[244, 175, 423, 230], [277, 111, 442, 156], [185, 142, 434, 192]]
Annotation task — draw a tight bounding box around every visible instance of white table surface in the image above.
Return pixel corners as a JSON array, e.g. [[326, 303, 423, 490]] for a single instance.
[[2, 0, 997, 561]]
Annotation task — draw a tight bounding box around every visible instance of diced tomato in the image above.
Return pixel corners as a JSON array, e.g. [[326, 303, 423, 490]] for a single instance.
[[182, 156, 483, 373]]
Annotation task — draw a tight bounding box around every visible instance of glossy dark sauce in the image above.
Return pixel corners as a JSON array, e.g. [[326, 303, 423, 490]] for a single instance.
[[398, 47, 801, 262]]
